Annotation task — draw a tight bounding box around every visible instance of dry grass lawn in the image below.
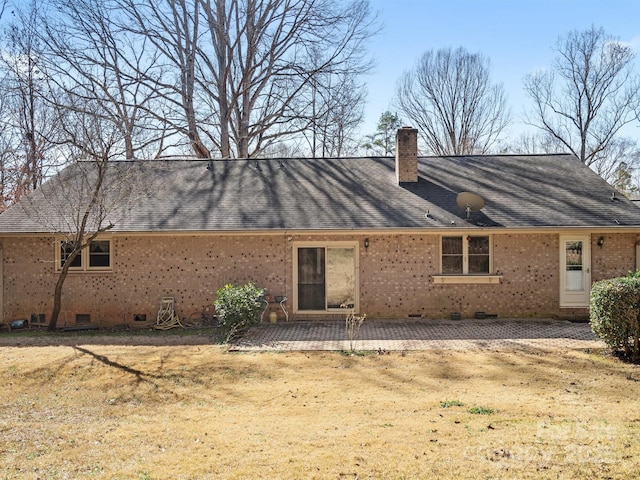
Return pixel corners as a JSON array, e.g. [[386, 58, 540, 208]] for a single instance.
[[1, 338, 640, 479]]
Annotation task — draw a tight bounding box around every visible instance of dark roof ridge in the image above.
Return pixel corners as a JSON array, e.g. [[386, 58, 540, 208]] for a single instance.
[[418, 152, 574, 159], [100, 152, 576, 164], [132, 156, 385, 163]]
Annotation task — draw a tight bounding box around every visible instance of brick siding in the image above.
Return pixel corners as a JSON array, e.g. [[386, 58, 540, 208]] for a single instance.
[[2, 231, 639, 326]]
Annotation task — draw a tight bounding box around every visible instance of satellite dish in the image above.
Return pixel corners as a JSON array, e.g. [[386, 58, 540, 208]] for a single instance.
[[456, 191, 485, 220]]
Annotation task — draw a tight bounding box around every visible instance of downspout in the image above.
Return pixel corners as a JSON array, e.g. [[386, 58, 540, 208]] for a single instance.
[[635, 240, 640, 272], [284, 231, 288, 303]]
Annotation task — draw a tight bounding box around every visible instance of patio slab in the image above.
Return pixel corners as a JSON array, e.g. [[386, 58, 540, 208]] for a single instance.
[[232, 318, 605, 352]]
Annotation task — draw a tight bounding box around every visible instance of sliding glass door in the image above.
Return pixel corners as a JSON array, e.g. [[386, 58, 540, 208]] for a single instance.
[[296, 244, 357, 312]]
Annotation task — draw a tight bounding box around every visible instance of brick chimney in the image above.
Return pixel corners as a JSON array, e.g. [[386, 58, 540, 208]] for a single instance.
[[395, 127, 418, 184]]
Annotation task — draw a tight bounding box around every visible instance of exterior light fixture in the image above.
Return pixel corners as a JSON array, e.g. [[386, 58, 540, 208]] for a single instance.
[[597, 236, 605, 248], [364, 238, 369, 251]]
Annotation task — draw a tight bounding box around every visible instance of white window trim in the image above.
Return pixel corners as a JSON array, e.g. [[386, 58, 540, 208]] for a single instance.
[[292, 241, 359, 314], [56, 238, 113, 272]]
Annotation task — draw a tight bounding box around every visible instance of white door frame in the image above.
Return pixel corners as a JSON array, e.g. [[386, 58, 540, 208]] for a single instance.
[[292, 241, 359, 313], [559, 234, 591, 308]]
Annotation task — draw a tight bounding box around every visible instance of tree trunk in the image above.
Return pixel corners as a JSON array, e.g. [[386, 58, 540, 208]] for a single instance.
[[48, 266, 68, 331], [48, 249, 76, 331]]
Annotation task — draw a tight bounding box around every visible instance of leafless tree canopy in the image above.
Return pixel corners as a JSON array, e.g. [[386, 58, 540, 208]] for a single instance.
[[0, 3, 61, 211], [394, 47, 510, 155], [110, 0, 376, 158], [524, 26, 639, 168], [42, 0, 170, 160], [301, 69, 366, 158]]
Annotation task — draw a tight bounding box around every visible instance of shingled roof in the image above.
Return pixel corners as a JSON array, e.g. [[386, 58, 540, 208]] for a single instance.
[[1, 153, 639, 234]]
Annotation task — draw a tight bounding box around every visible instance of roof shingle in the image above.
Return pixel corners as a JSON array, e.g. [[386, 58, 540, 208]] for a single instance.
[[1, 153, 638, 234]]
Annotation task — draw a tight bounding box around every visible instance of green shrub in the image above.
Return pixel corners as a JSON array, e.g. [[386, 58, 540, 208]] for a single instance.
[[214, 283, 265, 342], [590, 274, 640, 360], [468, 406, 494, 415]]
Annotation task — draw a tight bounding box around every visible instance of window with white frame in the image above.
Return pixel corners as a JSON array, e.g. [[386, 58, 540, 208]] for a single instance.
[[441, 235, 490, 274], [59, 239, 112, 271]]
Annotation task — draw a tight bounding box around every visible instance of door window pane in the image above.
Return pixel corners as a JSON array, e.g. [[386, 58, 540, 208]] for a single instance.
[[298, 248, 325, 310], [326, 248, 356, 309], [565, 241, 583, 290]]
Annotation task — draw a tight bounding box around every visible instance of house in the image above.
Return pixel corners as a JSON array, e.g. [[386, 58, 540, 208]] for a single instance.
[[1, 127, 639, 327]]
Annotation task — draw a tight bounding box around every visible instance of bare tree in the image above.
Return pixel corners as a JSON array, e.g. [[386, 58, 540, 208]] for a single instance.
[[394, 47, 510, 155], [112, 0, 211, 158], [0, 1, 60, 210], [0, 82, 13, 211], [114, 0, 377, 158], [203, 0, 375, 158], [21, 103, 148, 330], [300, 65, 366, 157], [38, 0, 171, 160], [505, 131, 566, 155], [524, 26, 639, 169], [314, 74, 366, 157]]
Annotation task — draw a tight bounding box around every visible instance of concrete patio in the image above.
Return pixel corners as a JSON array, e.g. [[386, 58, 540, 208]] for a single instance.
[[232, 318, 605, 352]]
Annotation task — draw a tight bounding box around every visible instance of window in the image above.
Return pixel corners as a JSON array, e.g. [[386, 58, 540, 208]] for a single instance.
[[564, 240, 584, 291], [89, 241, 111, 268], [295, 243, 357, 312], [58, 239, 112, 271], [441, 236, 490, 274], [442, 237, 463, 274], [60, 241, 82, 268], [30, 313, 46, 325]]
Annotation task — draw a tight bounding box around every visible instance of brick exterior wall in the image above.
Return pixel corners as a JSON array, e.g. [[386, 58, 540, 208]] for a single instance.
[[361, 233, 561, 318], [2, 231, 639, 326], [1, 235, 290, 327]]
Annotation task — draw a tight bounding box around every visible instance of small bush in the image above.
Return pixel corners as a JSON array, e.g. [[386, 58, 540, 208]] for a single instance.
[[468, 406, 494, 415], [440, 400, 465, 408], [214, 283, 265, 342], [590, 273, 640, 360], [345, 311, 366, 352]]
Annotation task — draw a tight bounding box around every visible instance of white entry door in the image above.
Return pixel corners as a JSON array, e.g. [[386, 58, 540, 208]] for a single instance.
[[559, 235, 591, 308]]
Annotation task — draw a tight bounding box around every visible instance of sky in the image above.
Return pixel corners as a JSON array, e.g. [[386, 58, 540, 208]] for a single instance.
[[360, 0, 640, 141]]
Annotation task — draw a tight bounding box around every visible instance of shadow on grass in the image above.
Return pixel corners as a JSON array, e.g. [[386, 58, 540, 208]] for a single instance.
[[0, 326, 229, 347], [73, 346, 151, 383]]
